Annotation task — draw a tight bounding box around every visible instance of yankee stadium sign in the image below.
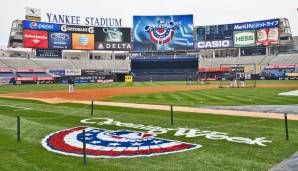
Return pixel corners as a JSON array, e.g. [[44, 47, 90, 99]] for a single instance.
[[46, 13, 122, 27]]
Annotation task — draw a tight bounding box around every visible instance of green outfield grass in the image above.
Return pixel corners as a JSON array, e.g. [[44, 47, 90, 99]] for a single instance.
[[108, 87, 298, 107], [0, 98, 298, 171], [0, 80, 297, 94]]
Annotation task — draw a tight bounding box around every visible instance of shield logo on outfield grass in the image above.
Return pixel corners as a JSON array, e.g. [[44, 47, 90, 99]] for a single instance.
[[41, 127, 201, 158]]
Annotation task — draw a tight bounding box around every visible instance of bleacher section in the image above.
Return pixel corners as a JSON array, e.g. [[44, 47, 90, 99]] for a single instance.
[[32, 59, 75, 69], [0, 60, 8, 68], [0, 57, 130, 72], [0, 57, 41, 69], [200, 54, 298, 68]]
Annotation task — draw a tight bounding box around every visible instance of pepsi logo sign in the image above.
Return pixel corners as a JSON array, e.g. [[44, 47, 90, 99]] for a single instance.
[[42, 127, 200, 158]]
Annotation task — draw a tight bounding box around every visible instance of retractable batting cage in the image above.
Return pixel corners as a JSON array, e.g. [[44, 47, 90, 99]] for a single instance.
[[186, 72, 199, 85], [219, 63, 257, 88]]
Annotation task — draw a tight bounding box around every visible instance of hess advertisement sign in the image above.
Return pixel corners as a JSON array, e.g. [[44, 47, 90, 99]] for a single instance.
[[233, 30, 256, 47], [256, 27, 279, 45], [72, 33, 94, 50], [23, 29, 48, 48]]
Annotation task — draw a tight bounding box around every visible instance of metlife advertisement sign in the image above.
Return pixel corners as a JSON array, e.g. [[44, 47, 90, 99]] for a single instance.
[[23, 20, 61, 32], [233, 19, 279, 31], [195, 40, 233, 49], [233, 30, 256, 47]]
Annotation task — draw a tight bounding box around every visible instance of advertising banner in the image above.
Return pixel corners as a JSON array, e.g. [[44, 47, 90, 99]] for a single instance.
[[23, 20, 60, 31], [61, 25, 94, 34], [0, 68, 13, 72], [94, 27, 132, 50], [240, 47, 266, 56], [15, 76, 54, 81], [65, 69, 82, 76], [194, 40, 233, 49], [49, 70, 65, 76], [72, 33, 94, 50], [23, 29, 48, 48], [230, 67, 244, 73], [264, 64, 296, 69], [234, 19, 280, 31], [256, 27, 279, 45], [25, 7, 41, 21], [94, 27, 131, 42], [36, 49, 62, 58], [233, 30, 256, 47], [15, 68, 46, 72], [49, 32, 72, 49], [81, 70, 105, 76], [133, 15, 193, 51], [95, 42, 132, 51], [199, 67, 229, 72]]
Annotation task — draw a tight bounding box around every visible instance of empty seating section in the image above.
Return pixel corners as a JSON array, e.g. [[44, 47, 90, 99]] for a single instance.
[[0, 60, 8, 68], [0, 57, 130, 71], [70, 60, 130, 71], [0, 54, 297, 72], [200, 54, 298, 68], [0, 57, 41, 69], [32, 59, 75, 69], [268, 54, 298, 65]]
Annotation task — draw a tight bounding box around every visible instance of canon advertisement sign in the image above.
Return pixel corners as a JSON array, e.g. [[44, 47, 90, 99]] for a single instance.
[[195, 40, 233, 49]]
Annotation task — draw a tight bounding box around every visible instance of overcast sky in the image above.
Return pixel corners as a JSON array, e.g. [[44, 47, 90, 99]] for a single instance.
[[0, 0, 298, 46]]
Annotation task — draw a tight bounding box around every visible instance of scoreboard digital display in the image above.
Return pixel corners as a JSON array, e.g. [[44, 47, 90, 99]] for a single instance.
[[197, 24, 234, 41]]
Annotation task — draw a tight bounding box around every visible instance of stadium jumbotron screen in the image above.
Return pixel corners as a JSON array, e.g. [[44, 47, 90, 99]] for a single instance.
[[133, 15, 194, 51]]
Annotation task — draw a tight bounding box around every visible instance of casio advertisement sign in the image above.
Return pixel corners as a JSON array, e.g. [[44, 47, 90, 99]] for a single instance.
[[61, 25, 94, 33], [195, 40, 233, 49]]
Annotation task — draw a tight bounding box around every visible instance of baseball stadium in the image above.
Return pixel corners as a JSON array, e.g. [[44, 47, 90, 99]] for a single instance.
[[1, 1, 298, 171]]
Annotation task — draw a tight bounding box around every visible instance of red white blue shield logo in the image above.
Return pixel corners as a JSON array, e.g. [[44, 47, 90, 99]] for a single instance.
[[42, 127, 200, 158], [144, 20, 180, 45]]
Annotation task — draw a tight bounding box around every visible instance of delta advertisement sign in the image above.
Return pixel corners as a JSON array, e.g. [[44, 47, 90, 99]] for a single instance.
[[94, 27, 132, 51], [133, 15, 194, 51]]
